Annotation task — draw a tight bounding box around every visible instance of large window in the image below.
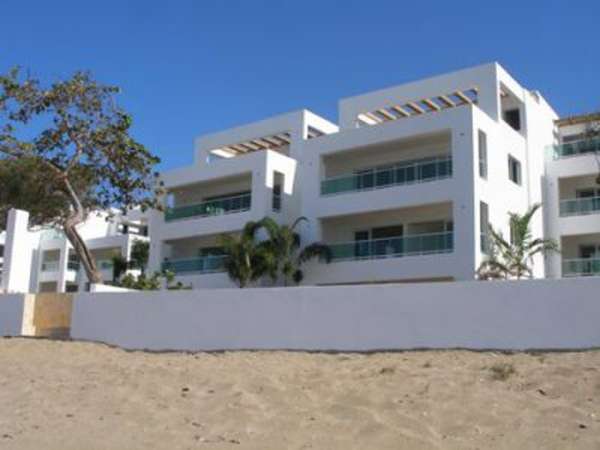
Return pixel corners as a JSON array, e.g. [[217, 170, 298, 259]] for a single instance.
[[478, 130, 487, 179], [508, 155, 522, 185]]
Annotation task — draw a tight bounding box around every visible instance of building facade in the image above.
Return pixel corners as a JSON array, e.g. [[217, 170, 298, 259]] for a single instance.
[[149, 62, 565, 288], [0, 209, 149, 293], [544, 113, 600, 278], [3, 62, 597, 292]]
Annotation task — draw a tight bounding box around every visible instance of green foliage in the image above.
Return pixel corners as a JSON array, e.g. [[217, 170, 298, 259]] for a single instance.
[[477, 203, 559, 280], [218, 221, 272, 288], [0, 67, 163, 284], [218, 217, 331, 288], [129, 240, 149, 275], [255, 217, 331, 286], [111, 254, 129, 283], [119, 270, 189, 291]]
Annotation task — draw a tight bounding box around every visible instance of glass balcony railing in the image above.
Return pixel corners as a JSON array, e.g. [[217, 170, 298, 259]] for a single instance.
[[559, 196, 600, 217], [327, 232, 454, 263], [165, 193, 251, 222], [562, 258, 600, 277], [41, 261, 60, 272], [550, 137, 600, 159], [161, 255, 228, 274], [40, 229, 64, 242], [97, 260, 114, 270], [321, 156, 452, 196]]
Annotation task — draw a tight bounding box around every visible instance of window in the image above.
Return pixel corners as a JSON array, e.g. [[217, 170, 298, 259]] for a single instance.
[[272, 184, 282, 211], [354, 230, 370, 258], [480, 201, 489, 253], [508, 155, 522, 185], [478, 130, 487, 179], [503, 108, 521, 131]]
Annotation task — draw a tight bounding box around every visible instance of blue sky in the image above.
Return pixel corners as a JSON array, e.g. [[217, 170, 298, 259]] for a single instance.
[[1, 1, 598, 170]]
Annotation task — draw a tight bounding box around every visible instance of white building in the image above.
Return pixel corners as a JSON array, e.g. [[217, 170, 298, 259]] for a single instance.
[[149, 62, 561, 288], [544, 113, 600, 278], [4, 62, 595, 292], [0, 209, 149, 293]]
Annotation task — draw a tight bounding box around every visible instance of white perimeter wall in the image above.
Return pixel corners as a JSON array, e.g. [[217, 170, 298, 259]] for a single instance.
[[0, 294, 25, 336], [71, 278, 600, 352]]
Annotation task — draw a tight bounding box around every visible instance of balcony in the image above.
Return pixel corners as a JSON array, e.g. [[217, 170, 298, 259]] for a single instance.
[[550, 138, 600, 160], [96, 260, 114, 270], [562, 258, 600, 277], [41, 261, 60, 272], [559, 196, 600, 217], [320, 156, 452, 196], [165, 193, 251, 222], [161, 255, 227, 275], [327, 231, 453, 263]]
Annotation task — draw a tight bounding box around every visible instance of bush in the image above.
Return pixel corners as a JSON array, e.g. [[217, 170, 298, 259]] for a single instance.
[[489, 362, 516, 381]]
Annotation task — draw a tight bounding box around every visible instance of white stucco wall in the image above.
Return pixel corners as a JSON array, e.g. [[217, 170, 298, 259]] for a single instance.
[[71, 278, 600, 352], [0, 294, 25, 336]]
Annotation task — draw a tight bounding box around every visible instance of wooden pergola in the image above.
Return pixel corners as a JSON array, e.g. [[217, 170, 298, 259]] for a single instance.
[[357, 87, 479, 126]]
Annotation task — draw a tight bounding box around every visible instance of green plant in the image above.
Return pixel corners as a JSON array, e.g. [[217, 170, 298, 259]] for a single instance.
[[488, 362, 516, 381], [129, 240, 149, 275], [0, 67, 162, 285], [218, 221, 272, 288], [111, 254, 129, 283], [477, 203, 559, 280], [255, 216, 331, 286], [118, 269, 189, 291]]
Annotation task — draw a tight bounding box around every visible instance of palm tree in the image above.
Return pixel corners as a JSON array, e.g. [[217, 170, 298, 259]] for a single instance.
[[218, 221, 273, 288], [256, 216, 331, 286], [111, 254, 129, 283], [477, 203, 558, 280], [129, 240, 149, 275]]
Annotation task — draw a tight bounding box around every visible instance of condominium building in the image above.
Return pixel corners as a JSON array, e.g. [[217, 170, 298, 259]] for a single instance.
[[544, 113, 600, 278], [0, 209, 149, 293], [149, 62, 560, 288]]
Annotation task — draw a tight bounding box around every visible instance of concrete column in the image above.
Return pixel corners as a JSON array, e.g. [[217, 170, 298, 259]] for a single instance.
[[250, 165, 269, 221], [1, 209, 33, 293], [56, 240, 70, 293], [451, 121, 478, 281]]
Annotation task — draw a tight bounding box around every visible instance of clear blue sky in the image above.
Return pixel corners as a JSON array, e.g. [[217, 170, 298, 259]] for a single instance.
[[1, 0, 598, 170]]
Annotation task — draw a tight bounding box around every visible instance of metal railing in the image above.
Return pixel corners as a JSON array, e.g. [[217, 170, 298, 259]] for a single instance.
[[321, 156, 452, 196], [327, 231, 454, 262], [550, 137, 600, 159], [165, 193, 251, 222], [161, 255, 228, 274], [562, 258, 600, 277], [559, 196, 600, 217]]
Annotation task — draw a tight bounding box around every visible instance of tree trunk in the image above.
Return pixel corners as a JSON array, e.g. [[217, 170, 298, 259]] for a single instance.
[[63, 215, 102, 285], [60, 176, 102, 286]]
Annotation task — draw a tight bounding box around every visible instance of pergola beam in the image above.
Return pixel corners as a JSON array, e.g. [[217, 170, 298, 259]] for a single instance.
[[406, 102, 425, 114], [454, 91, 472, 104], [422, 98, 440, 111], [376, 108, 395, 120], [391, 105, 411, 117]]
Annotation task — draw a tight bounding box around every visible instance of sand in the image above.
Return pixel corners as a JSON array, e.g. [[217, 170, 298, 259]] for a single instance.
[[0, 339, 598, 449]]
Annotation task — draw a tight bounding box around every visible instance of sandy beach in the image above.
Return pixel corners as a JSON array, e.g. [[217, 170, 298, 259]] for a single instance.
[[0, 338, 598, 449]]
